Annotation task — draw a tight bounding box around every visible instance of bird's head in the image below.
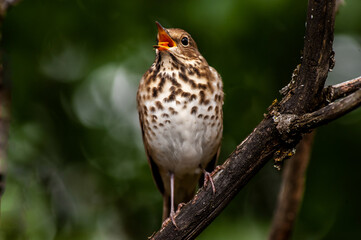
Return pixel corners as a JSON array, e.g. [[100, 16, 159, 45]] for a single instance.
[[153, 21, 200, 60]]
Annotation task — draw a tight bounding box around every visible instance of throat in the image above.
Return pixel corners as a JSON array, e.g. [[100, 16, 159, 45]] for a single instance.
[[156, 51, 205, 75], [156, 52, 180, 71]]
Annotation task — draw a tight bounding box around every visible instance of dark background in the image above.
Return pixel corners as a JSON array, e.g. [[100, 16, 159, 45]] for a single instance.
[[1, 0, 361, 239]]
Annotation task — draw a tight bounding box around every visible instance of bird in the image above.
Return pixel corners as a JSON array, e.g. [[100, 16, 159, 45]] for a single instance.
[[137, 22, 223, 226]]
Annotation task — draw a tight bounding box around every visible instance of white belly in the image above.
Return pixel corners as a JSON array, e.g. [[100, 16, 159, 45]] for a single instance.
[[145, 96, 222, 175]]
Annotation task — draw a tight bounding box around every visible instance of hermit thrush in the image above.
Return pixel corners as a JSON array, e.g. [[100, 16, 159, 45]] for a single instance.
[[137, 22, 223, 226]]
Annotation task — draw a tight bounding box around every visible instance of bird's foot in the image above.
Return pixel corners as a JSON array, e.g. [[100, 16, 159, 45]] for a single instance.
[[161, 203, 184, 229], [161, 218, 169, 229], [161, 213, 179, 230], [170, 211, 179, 229], [214, 165, 225, 172], [177, 202, 186, 211], [203, 170, 216, 194]]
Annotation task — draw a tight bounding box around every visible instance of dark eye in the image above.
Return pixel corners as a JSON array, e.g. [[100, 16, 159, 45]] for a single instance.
[[181, 37, 189, 46]]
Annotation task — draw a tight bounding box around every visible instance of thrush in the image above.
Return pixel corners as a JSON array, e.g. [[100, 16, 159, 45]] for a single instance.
[[137, 22, 223, 226]]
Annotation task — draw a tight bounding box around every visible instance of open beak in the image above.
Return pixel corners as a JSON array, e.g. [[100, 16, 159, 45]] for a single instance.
[[153, 21, 177, 51]]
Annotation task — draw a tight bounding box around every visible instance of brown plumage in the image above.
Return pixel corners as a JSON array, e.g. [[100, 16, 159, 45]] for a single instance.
[[137, 22, 223, 225]]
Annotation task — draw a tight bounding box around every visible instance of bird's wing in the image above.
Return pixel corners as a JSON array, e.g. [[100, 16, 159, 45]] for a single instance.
[[138, 104, 165, 195]]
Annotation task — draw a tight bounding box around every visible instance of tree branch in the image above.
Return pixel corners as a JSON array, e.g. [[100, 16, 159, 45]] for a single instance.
[[268, 74, 361, 239], [294, 88, 361, 132], [269, 75, 361, 239], [269, 132, 315, 240], [324, 76, 361, 103], [280, 0, 336, 115]]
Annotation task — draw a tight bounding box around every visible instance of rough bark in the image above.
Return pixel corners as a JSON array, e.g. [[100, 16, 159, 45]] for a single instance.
[[324, 76, 361, 103], [268, 75, 361, 240], [279, 0, 336, 115], [270, 59, 360, 237], [149, 1, 361, 239]]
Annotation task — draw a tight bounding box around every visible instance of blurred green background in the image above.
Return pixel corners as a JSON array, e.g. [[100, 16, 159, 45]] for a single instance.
[[1, 0, 361, 239]]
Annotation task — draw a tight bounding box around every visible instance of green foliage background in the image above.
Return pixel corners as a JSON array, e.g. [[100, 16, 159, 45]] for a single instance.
[[1, 0, 361, 239]]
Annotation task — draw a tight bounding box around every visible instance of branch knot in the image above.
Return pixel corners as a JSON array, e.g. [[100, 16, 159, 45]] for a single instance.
[[273, 113, 298, 141]]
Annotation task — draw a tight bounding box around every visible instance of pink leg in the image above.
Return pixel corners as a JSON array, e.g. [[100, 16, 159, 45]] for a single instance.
[[169, 172, 178, 228], [202, 169, 216, 194]]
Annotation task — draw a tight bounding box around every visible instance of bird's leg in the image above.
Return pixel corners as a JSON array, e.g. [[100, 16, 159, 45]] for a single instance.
[[201, 166, 216, 194], [169, 172, 178, 228]]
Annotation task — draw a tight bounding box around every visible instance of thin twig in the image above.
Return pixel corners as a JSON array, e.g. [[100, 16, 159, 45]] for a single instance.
[[324, 76, 361, 102], [295, 88, 361, 131], [275, 89, 361, 137]]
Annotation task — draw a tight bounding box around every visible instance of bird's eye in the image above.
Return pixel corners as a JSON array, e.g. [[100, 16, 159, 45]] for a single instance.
[[181, 37, 189, 46]]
